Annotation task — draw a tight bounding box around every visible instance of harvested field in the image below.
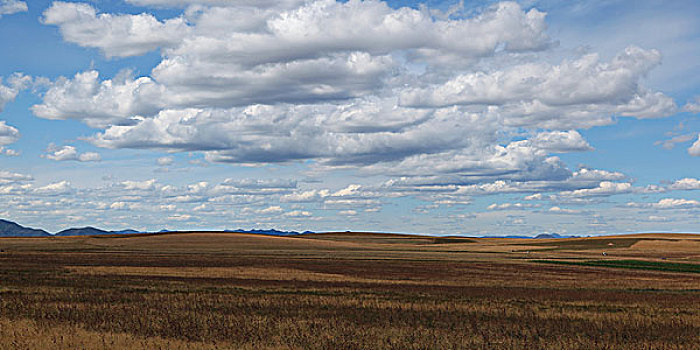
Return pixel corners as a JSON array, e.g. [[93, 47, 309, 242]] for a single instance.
[[0, 232, 698, 349]]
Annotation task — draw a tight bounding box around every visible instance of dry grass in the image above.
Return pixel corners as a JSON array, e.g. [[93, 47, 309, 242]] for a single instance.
[[0, 318, 241, 350], [0, 232, 698, 349]]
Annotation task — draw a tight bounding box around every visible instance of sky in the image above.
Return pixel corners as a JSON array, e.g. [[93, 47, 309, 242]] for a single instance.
[[0, 0, 698, 235]]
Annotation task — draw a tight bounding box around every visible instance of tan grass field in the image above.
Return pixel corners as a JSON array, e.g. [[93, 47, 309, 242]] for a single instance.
[[0, 232, 698, 349]]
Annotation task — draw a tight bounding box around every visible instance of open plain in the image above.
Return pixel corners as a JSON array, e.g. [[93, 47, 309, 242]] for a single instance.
[[0, 232, 699, 349]]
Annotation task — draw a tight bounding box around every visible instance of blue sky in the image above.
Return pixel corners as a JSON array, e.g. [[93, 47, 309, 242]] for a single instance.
[[0, 0, 698, 235]]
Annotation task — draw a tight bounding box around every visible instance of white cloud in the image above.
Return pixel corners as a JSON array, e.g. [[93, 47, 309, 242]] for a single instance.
[[157, 156, 174, 166], [332, 184, 361, 197], [385, 163, 630, 199], [42, 2, 189, 58], [0, 170, 32, 184], [688, 134, 700, 157], [547, 206, 583, 215], [0, 121, 19, 146], [645, 216, 670, 222], [683, 96, 700, 114], [168, 214, 192, 221], [511, 130, 593, 153], [109, 201, 131, 210], [0, 147, 20, 156], [36, 1, 550, 112], [627, 198, 700, 209], [121, 179, 157, 191], [34, 1, 549, 112], [43, 144, 101, 162], [0, 0, 27, 17], [16, 0, 692, 235], [125, 0, 303, 9], [400, 46, 674, 120], [561, 181, 633, 198], [669, 178, 700, 190], [280, 189, 330, 203], [31, 70, 162, 128], [487, 202, 537, 210], [221, 178, 296, 190], [78, 152, 101, 162], [570, 168, 626, 182], [31, 1, 674, 190], [0, 73, 31, 112], [524, 193, 544, 201], [655, 133, 696, 150], [34, 181, 73, 196], [258, 205, 284, 214], [284, 210, 311, 218]]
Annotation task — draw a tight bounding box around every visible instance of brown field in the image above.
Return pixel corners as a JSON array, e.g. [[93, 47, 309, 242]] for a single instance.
[[0, 232, 699, 349]]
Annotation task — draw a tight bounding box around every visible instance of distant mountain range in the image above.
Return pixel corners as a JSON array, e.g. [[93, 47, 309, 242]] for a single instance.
[[533, 233, 578, 239], [54, 227, 141, 236], [0, 219, 50, 237], [0, 219, 313, 238], [479, 233, 579, 239], [226, 228, 314, 236], [0, 218, 577, 239], [0, 219, 142, 237]]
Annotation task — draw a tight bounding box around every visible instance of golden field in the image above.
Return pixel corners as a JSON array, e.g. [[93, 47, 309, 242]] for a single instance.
[[0, 232, 699, 349]]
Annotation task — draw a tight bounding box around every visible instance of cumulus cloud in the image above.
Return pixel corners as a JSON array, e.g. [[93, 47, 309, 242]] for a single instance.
[[88, 104, 484, 166], [384, 164, 630, 204], [0, 148, 19, 156], [278, 183, 379, 209], [34, 181, 73, 196], [42, 2, 189, 58], [0, 121, 19, 146], [683, 96, 700, 114], [125, 0, 305, 9], [257, 205, 284, 214], [25, 0, 685, 228], [398, 47, 676, 124], [627, 198, 700, 210], [157, 156, 174, 166], [487, 202, 537, 210], [31, 70, 163, 128], [109, 201, 140, 210], [72, 64, 652, 176], [121, 179, 157, 191], [280, 189, 330, 203], [332, 184, 362, 197], [168, 214, 192, 221], [37, 1, 550, 110], [688, 134, 700, 157], [284, 210, 311, 218], [559, 181, 633, 198], [655, 133, 696, 150], [546, 206, 584, 215], [0, 73, 31, 112], [0, 0, 27, 17], [401, 47, 665, 108], [511, 130, 593, 153], [669, 178, 700, 190], [34, 1, 550, 112], [0, 170, 32, 184], [43, 144, 101, 162]]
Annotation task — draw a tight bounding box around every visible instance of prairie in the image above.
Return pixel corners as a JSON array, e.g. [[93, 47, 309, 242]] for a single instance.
[[0, 232, 698, 349]]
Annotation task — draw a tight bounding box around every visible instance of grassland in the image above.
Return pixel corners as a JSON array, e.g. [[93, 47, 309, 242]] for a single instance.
[[534, 259, 700, 273], [0, 232, 699, 349]]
